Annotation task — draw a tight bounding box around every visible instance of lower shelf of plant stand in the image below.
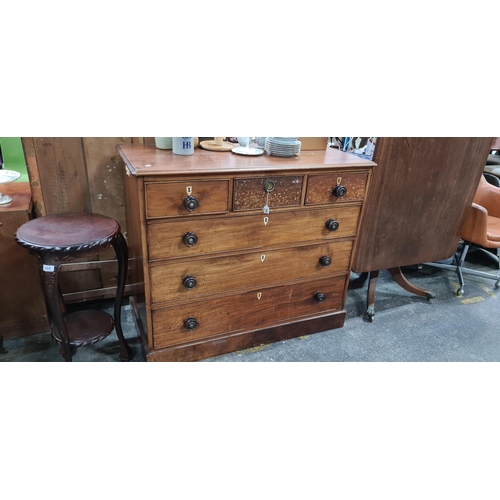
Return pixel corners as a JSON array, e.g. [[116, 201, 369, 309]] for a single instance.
[[52, 310, 115, 347]]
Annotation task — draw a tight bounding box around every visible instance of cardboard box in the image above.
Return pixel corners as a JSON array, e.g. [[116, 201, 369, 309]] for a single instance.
[[298, 137, 329, 150]]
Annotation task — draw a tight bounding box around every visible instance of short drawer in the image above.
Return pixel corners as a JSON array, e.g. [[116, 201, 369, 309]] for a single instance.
[[233, 175, 303, 211], [145, 180, 229, 218], [149, 240, 353, 304], [305, 172, 368, 205], [148, 206, 361, 260], [152, 275, 347, 348]]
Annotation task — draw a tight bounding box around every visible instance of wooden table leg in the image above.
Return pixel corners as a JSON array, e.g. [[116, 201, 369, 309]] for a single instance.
[[388, 267, 436, 299], [112, 232, 134, 362], [365, 267, 435, 321], [41, 254, 73, 362], [366, 270, 379, 321]]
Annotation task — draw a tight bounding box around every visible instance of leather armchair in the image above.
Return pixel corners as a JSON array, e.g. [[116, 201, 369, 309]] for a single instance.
[[424, 175, 500, 295], [462, 176, 500, 248]]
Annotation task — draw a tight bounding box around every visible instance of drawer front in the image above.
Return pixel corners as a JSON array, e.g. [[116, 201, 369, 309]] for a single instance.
[[150, 240, 353, 304], [148, 206, 361, 260], [233, 176, 303, 211], [305, 172, 368, 205], [152, 275, 347, 348], [146, 180, 229, 218]]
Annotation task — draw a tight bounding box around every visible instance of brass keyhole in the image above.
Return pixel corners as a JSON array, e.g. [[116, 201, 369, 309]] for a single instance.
[[337, 177, 342, 185], [257, 292, 262, 300], [263, 217, 269, 226], [264, 180, 275, 193], [261, 255, 266, 262], [186, 186, 193, 195]]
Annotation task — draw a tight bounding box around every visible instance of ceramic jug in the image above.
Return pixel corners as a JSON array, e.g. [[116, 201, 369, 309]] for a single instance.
[[173, 137, 195, 155], [155, 137, 173, 149]]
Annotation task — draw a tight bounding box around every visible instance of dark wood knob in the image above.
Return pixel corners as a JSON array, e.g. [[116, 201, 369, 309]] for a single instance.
[[183, 275, 197, 289], [315, 292, 326, 303], [333, 185, 347, 198], [184, 196, 199, 211], [325, 218, 339, 231], [184, 317, 198, 330], [319, 255, 332, 267], [183, 232, 198, 247]]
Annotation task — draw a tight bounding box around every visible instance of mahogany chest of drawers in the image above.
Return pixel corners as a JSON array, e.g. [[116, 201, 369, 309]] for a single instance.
[[118, 144, 375, 362]]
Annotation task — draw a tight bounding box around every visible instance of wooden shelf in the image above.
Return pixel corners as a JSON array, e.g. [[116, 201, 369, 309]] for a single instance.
[[52, 310, 114, 347]]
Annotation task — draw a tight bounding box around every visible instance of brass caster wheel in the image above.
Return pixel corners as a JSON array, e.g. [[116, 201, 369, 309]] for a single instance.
[[495, 281, 500, 289], [366, 307, 375, 322], [426, 292, 436, 300], [456, 287, 464, 296]]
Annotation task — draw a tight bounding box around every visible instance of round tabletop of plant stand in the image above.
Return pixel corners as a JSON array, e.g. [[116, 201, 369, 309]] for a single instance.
[[16, 212, 119, 251]]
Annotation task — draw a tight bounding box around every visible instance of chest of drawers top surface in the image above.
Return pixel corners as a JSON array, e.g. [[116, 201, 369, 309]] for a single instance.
[[117, 144, 375, 176]]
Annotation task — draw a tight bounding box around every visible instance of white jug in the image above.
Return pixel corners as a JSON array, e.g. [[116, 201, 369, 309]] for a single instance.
[[173, 137, 195, 156]]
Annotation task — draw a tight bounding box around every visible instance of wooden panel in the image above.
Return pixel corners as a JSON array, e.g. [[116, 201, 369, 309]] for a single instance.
[[32, 138, 92, 214], [21, 137, 145, 301], [148, 206, 361, 260], [21, 137, 46, 218], [150, 240, 353, 304], [305, 172, 368, 205], [352, 137, 494, 272], [58, 270, 102, 294], [83, 137, 131, 231], [0, 182, 49, 337], [233, 176, 303, 211], [30, 138, 101, 293], [153, 276, 346, 348], [145, 180, 229, 218], [83, 137, 132, 287]]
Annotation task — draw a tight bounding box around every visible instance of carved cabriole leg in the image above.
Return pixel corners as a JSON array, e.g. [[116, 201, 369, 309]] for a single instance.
[[366, 270, 379, 321], [388, 267, 436, 299], [112, 232, 133, 362], [41, 253, 73, 362]]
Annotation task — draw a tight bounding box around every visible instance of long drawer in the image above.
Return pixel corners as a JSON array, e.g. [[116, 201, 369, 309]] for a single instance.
[[149, 240, 353, 304], [147, 206, 361, 260], [152, 275, 347, 348]]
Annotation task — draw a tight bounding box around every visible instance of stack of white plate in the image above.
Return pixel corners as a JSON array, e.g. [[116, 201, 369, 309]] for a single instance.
[[265, 137, 301, 157]]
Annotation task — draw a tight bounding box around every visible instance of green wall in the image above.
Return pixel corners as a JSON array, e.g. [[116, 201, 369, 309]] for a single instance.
[[0, 137, 29, 183]]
